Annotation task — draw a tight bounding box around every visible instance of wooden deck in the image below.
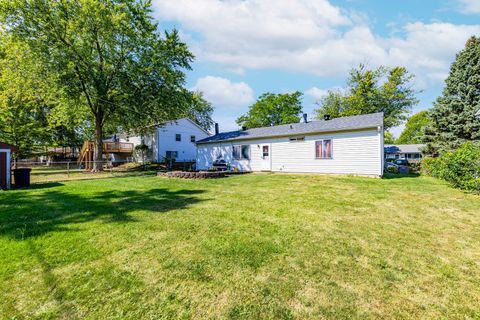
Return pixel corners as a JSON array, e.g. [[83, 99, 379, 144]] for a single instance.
[[78, 140, 134, 169]]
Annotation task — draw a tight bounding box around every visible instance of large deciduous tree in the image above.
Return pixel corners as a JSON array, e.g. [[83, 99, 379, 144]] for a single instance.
[[0, 34, 53, 159], [426, 36, 480, 154], [1, 0, 195, 170], [313, 64, 419, 130], [396, 111, 431, 144], [236, 92, 303, 129], [185, 92, 214, 132]]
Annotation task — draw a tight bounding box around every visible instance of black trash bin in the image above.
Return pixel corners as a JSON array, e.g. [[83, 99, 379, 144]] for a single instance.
[[14, 168, 32, 188]]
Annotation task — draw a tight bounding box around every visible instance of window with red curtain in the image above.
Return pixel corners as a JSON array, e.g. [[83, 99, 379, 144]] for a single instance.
[[315, 139, 332, 159]]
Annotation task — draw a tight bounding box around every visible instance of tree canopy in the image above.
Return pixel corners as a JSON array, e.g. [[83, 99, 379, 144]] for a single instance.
[[184, 92, 214, 132], [0, 0, 207, 169], [384, 131, 395, 144], [0, 35, 53, 158], [313, 64, 419, 130], [236, 92, 303, 129], [396, 111, 431, 144], [425, 36, 480, 154]]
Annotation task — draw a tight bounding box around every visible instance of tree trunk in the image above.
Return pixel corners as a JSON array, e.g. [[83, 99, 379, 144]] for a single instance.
[[93, 114, 104, 172]]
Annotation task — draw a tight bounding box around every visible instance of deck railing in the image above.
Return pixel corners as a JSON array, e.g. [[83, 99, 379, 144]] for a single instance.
[[103, 142, 134, 153]]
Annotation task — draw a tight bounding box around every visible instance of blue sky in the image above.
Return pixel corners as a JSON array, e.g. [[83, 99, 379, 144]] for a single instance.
[[152, 0, 480, 136]]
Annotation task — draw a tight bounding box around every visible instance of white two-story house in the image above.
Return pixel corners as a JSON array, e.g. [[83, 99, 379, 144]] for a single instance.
[[117, 118, 210, 163]]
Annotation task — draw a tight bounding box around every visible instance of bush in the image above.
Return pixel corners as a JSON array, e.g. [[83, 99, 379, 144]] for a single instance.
[[420, 157, 443, 177], [386, 165, 399, 174], [421, 142, 480, 192]]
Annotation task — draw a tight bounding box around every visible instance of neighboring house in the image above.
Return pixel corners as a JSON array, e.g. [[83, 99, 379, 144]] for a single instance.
[[116, 118, 210, 163], [196, 112, 384, 176], [384, 144, 425, 161], [0, 141, 17, 190]]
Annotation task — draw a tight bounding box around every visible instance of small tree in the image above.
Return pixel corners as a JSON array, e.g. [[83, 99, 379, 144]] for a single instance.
[[314, 64, 419, 130], [236, 92, 303, 129], [384, 131, 395, 144], [396, 111, 431, 144], [135, 143, 150, 170]]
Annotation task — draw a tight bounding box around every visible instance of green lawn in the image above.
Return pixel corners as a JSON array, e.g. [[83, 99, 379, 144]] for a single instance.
[[1, 174, 479, 319]]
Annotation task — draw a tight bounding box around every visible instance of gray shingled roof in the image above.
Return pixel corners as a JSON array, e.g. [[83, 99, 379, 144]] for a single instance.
[[197, 112, 384, 144]]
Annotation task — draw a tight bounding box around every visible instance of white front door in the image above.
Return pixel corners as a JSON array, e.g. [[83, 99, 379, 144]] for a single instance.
[[261, 144, 271, 171]]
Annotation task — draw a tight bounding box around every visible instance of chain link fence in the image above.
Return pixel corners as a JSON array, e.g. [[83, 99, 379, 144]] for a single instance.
[[11, 160, 161, 184]]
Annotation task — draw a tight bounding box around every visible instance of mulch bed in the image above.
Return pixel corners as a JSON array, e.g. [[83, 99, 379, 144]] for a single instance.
[[157, 171, 226, 179], [157, 170, 251, 179]]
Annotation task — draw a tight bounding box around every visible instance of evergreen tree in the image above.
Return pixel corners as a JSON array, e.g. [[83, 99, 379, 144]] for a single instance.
[[426, 36, 480, 153]]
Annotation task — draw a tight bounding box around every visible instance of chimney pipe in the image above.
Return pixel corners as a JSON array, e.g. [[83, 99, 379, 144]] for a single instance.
[[214, 123, 219, 135], [324, 114, 331, 121], [302, 113, 308, 123], [242, 126, 247, 131]]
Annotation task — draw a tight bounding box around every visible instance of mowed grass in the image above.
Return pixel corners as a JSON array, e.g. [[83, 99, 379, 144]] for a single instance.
[[29, 164, 156, 184], [0, 174, 479, 319]]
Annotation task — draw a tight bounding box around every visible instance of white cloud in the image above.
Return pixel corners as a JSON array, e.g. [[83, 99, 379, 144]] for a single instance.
[[386, 22, 480, 88], [192, 76, 254, 108], [153, 0, 480, 86], [457, 0, 480, 14], [305, 87, 330, 100]]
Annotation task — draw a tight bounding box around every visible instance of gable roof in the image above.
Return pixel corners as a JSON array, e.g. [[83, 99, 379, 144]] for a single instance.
[[385, 144, 425, 154], [197, 112, 383, 144], [171, 118, 210, 135], [116, 117, 210, 138]]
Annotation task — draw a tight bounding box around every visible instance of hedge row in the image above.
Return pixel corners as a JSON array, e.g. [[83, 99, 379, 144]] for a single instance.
[[421, 142, 480, 192]]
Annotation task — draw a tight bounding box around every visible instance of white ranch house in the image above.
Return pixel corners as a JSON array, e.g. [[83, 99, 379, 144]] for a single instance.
[[384, 144, 425, 161], [196, 113, 385, 176], [115, 118, 209, 163]]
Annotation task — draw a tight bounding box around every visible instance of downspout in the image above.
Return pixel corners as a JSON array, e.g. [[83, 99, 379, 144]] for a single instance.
[[378, 125, 384, 177], [156, 126, 160, 163]]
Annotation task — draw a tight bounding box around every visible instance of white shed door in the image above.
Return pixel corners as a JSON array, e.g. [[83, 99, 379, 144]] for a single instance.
[[261, 144, 271, 171]]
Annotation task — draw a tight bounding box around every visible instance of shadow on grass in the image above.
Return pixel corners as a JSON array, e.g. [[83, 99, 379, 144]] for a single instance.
[[28, 182, 65, 190], [30, 170, 157, 185], [0, 187, 206, 239], [26, 239, 74, 317]]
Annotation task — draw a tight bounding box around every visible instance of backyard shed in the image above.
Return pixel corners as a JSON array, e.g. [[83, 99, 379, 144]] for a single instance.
[[0, 141, 17, 190]]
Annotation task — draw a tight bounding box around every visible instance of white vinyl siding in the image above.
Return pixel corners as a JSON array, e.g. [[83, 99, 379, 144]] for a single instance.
[[196, 128, 383, 176], [120, 118, 209, 163]]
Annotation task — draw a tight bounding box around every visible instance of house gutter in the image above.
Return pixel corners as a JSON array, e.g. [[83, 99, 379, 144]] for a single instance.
[[196, 126, 381, 145]]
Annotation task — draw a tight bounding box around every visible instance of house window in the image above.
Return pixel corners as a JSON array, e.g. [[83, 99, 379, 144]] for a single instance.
[[190, 135, 196, 142], [233, 145, 250, 160], [166, 151, 178, 159], [175, 134, 181, 141], [289, 136, 305, 142], [315, 139, 332, 159], [262, 145, 269, 157]]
